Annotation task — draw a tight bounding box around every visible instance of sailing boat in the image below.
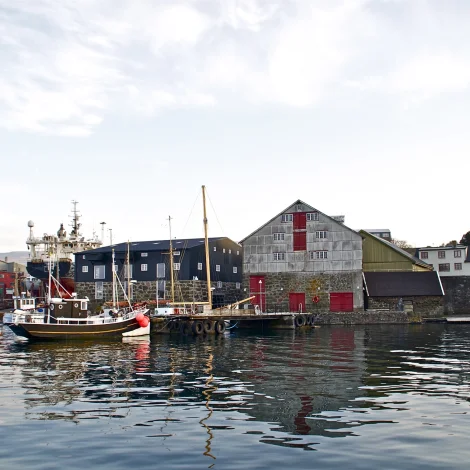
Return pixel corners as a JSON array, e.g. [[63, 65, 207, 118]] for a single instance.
[[3, 249, 150, 340]]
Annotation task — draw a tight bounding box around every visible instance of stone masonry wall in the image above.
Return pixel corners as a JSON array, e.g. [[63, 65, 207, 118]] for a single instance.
[[242, 271, 364, 312], [440, 276, 470, 315], [76, 280, 244, 312], [367, 296, 444, 318]]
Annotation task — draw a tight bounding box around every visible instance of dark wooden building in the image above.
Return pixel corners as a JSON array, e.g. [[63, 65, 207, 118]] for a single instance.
[[74, 237, 243, 310]]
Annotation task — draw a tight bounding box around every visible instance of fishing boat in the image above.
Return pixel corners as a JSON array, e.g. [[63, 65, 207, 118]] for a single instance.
[[3, 249, 150, 340], [25, 200, 102, 298]]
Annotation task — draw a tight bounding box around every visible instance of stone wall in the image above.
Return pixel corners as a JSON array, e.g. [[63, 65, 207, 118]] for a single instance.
[[314, 310, 410, 324], [242, 271, 364, 312], [75, 280, 244, 312], [367, 296, 444, 318], [440, 276, 470, 315]]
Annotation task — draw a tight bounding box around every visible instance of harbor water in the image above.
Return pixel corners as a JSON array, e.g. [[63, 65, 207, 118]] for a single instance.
[[1, 323, 469, 469]]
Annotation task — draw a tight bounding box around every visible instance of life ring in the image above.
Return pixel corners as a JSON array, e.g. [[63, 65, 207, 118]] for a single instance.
[[58, 304, 63, 310], [50, 304, 55, 311], [74, 303, 79, 308], [313, 295, 320, 303]]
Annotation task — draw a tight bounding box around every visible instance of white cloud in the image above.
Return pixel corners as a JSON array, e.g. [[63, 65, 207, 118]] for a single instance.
[[1, 0, 470, 135]]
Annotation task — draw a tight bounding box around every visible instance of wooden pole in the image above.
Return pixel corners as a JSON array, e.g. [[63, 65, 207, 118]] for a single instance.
[[202, 185, 212, 308]]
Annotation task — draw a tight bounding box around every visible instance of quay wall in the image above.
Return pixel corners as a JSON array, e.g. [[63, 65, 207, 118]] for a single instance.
[[440, 276, 470, 315]]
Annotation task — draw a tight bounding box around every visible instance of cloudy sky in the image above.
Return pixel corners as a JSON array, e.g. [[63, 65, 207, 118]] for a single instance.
[[2, 0, 469, 252]]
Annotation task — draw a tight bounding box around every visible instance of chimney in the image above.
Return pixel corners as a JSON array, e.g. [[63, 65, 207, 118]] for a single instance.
[[4, 256, 7, 263]]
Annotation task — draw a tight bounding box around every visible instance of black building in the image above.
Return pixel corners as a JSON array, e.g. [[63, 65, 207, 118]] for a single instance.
[[74, 237, 243, 309]]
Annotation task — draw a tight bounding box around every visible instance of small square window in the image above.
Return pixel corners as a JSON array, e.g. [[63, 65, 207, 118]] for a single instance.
[[223, 248, 226, 253], [82, 255, 86, 259], [173, 251, 180, 256], [439, 263, 450, 272], [237, 251, 240, 255], [174, 263, 180, 271], [273, 233, 285, 241], [213, 247, 217, 251], [216, 265, 220, 272], [233, 267, 237, 274], [454, 250, 462, 258], [438, 251, 446, 259], [217, 281, 222, 288], [307, 212, 319, 222], [281, 214, 293, 223], [141, 252, 148, 257], [455, 263, 462, 270], [197, 262, 203, 270], [141, 264, 148, 272], [229, 249, 231, 254], [421, 252, 428, 259], [273, 253, 285, 261], [82, 266, 88, 273], [315, 231, 328, 239], [236, 282, 241, 289]]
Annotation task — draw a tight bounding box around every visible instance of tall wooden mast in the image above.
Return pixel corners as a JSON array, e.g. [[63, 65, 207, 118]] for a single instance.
[[168, 216, 175, 303], [127, 241, 131, 302], [202, 185, 212, 308]]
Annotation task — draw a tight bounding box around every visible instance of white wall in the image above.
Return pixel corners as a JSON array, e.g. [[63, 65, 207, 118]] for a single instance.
[[417, 246, 470, 276]]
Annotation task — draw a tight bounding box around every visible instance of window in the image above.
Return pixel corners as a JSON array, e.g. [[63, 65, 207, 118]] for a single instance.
[[229, 249, 231, 254], [421, 252, 428, 259], [82, 255, 86, 259], [174, 263, 180, 271], [315, 231, 328, 239], [213, 247, 217, 251], [156, 280, 165, 299], [438, 251, 446, 259], [141, 264, 148, 272], [141, 252, 148, 257], [95, 282, 104, 300], [157, 263, 165, 278], [216, 265, 220, 272], [173, 251, 180, 256], [439, 263, 450, 272], [233, 267, 237, 274], [198, 262, 203, 270], [273, 233, 285, 241], [94, 265, 105, 279], [295, 204, 302, 212], [81, 301, 87, 310], [82, 266, 88, 273], [307, 212, 319, 221], [223, 249, 226, 253], [310, 251, 328, 259], [454, 250, 462, 258], [281, 214, 293, 223], [273, 252, 285, 261], [236, 282, 241, 289], [237, 251, 240, 255], [217, 281, 222, 288], [455, 263, 462, 270]]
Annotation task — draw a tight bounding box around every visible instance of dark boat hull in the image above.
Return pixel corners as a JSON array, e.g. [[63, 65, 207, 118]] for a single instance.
[[5, 317, 141, 340]]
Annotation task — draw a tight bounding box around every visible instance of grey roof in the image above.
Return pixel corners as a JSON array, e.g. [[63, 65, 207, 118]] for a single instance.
[[240, 199, 359, 243], [360, 230, 432, 270], [364, 272, 444, 297], [76, 237, 227, 254]]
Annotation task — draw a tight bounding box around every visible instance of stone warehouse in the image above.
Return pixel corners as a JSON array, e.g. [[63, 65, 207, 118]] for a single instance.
[[240, 200, 363, 313], [74, 237, 243, 311]]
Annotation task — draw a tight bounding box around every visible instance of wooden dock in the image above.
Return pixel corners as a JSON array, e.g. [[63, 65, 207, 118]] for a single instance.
[[151, 310, 316, 335]]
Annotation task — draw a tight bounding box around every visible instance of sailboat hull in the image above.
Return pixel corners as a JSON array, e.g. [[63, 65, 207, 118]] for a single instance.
[[5, 317, 141, 340]]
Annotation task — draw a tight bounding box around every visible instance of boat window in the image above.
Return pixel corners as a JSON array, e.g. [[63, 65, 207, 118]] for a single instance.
[[81, 301, 87, 310]]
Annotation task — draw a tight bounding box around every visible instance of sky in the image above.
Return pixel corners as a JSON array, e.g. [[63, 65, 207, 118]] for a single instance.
[[2, 0, 470, 252]]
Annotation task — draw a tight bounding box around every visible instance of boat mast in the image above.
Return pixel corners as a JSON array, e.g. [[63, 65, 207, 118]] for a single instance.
[[168, 216, 175, 303], [127, 241, 131, 303], [202, 185, 212, 308], [112, 248, 116, 309]]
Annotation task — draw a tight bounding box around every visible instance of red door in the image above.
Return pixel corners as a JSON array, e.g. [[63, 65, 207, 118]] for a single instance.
[[293, 231, 306, 251], [293, 213, 306, 230], [329, 292, 353, 312], [289, 293, 306, 313], [250, 275, 266, 311]]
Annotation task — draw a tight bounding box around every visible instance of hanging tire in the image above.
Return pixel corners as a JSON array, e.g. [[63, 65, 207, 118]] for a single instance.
[[215, 320, 226, 334], [203, 320, 214, 334], [308, 314, 315, 326], [192, 320, 204, 336], [305, 315, 311, 325], [180, 321, 191, 336], [294, 315, 306, 328]]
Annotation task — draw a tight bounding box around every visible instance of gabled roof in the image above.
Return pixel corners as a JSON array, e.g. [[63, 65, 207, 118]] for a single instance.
[[364, 272, 444, 297], [76, 237, 228, 254], [360, 230, 432, 270], [240, 199, 359, 243]]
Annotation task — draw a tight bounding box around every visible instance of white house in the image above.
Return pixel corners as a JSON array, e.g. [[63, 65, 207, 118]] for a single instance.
[[416, 245, 470, 276]]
